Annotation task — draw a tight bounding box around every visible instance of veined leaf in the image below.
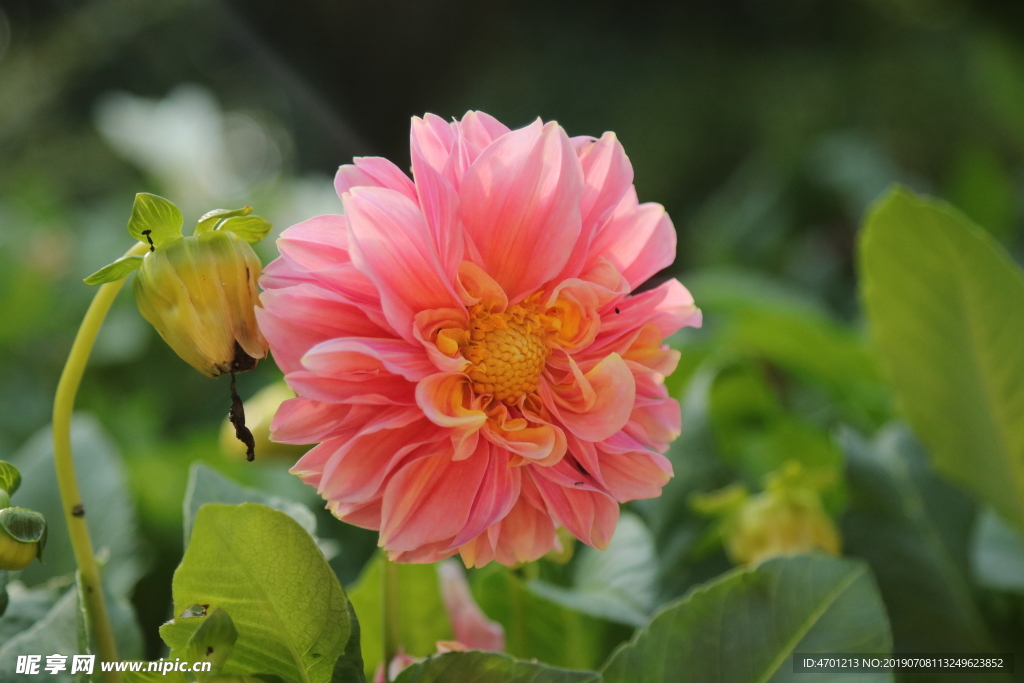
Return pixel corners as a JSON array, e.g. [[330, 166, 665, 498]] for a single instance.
[[861, 187, 1024, 531], [127, 193, 183, 248], [395, 651, 600, 683], [160, 504, 349, 683], [217, 215, 272, 244], [195, 206, 253, 234], [601, 554, 892, 683], [83, 254, 145, 285], [182, 464, 317, 547]]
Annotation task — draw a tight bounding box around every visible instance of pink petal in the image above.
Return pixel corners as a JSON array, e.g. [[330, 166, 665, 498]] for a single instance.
[[542, 353, 635, 442], [286, 369, 416, 405], [410, 122, 464, 283], [312, 417, 443, 505], [270, 397, 356, 444], [459, 111, 511, 153], [415, 373, 487, 460], [437, 560, 506, 652], [380, 449, 490, 551], [344, 186, 464, 340], [459, 120, 584, 301], [589, 188, 676, 289], [597, 434, 673, 502], [276, 214, 350, 272], [303, 338, 436, 382], [531, 467, 619, 550], [335, 156, 418, 203], [447, 440, 520, 548], [257, 283, 391, 373], [409, 114, 456, 174]]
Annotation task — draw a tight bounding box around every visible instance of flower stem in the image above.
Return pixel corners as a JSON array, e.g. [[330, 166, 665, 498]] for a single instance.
[[53, 242, 147, 682], [382, 554, 401, 682]]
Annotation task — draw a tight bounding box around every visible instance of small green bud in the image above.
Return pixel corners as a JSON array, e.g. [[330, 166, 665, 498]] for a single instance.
[[0, 507, 47, 571], [0, 461, 21, 498], [544, 526, 577, 565], [134, 230, 269, 378]]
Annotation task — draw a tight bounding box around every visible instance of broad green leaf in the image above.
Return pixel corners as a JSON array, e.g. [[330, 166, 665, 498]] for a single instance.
[[840, 425, 998, 669], [174, 608, 238, 680], [10, 416, 145, 597], [217, 215, 272, 244], [83, 254, 145, 285], [195, 206, 253, 234], [395, 651, 600, 683], [183, 463, 317, 546], [331, 601, 367, 683], [127, 192, 183, 248], [346, 553, 452, 678], [530, 513, 657, 626], [860, 187, 1024, 531], [472, 565, 626, 672], [971, 507, 1024, 593], [160, 504, 349, 683], [601, 555, 893, 683], [0, 582, 143, 680], [0, 580, 62, 645], [0, 461, 21, 496]]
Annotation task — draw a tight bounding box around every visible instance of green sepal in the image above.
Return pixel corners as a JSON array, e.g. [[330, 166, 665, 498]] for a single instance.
[[195, 206, 253, 235], [128, 193, 183, 248], [0, 507, 46, 545], [83, 254, 145, 285], [0, 461, 21, 497], [217, 215, 272, 244]]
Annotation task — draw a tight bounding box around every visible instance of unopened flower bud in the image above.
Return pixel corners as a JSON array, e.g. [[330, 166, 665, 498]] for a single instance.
[[693, 462, 840, 566], [134, 229, 269, 378], [0, 507, 47, 571]]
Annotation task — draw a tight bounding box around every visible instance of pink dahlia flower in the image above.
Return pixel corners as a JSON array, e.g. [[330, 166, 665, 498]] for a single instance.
[[259, 112, 701, 566]]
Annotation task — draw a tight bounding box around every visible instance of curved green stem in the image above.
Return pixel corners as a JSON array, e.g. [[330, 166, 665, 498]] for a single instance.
[[53, 242, 146, 682], [382, 555, 401, 682]]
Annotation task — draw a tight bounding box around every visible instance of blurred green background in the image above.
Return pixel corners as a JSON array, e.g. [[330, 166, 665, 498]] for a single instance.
[[2, 0, 1024, 666]]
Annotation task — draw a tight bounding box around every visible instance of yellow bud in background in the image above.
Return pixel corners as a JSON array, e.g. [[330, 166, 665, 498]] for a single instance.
[[693, 461, 841, 566], [134, 229, 269, 378], [543, 527, 577, 565], [219, 382, 308, 460]]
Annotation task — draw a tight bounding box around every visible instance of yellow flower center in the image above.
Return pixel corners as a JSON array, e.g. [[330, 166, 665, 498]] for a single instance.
[[453, 296, 554, 405]]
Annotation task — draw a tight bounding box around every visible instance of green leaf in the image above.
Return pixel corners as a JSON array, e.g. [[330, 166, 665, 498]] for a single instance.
[[175, 608, 238, 680], [472, 565, 625, 672], [971, 507, 1024, 593], [0, 462, 21, 496], [346, 553, 452, 678], [195, 206, 254, 235], [217, 215, 272, 244], [127, 192, 184, 248], [160, 504, 350, 683], [83, 254, 145, 285], [331, 602, 367, 683], [0, 581, 62, 645], [9, 416, 146, 597], [395, 651, 600, 683], [530, 513, 657, 626], [840, 425, 999, 669], [861, 187, 1024, 531], [183, 464, 317, 547], [0, 582, 144, 680], [601, 555, 893, 683]]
